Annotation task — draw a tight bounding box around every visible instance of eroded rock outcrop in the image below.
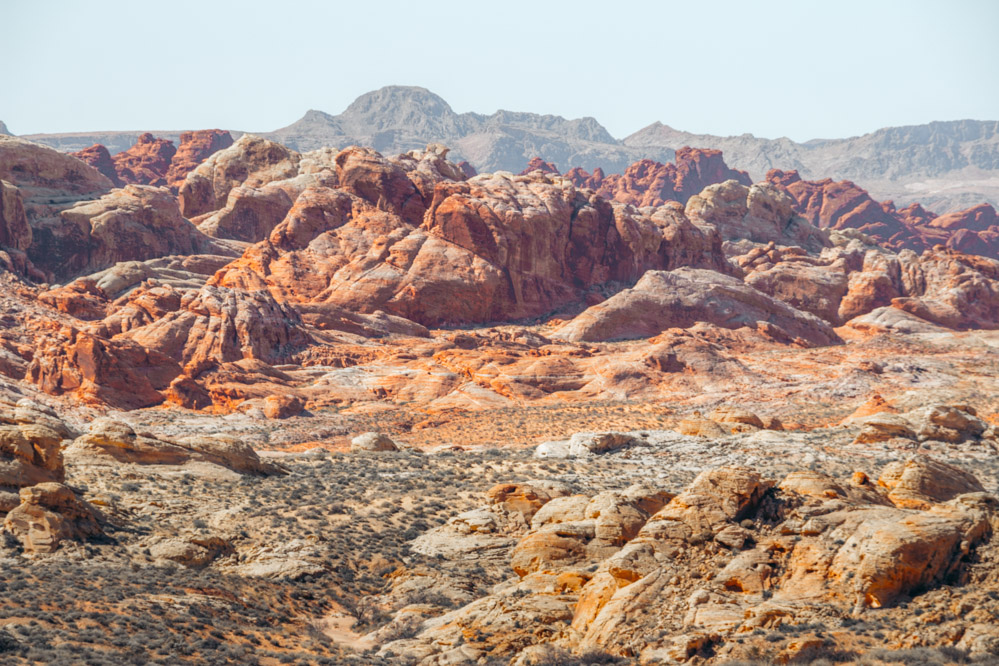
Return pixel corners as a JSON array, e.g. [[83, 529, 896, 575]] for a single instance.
[[165, 129, 234, 190], [41, 185, 236, 279], [387, 459, 998, 663], [565, 148, 752, 207], [768, 170, 999, 259], [3, 482, 103, 553], [64, 417, 281, 475], [27, 328, 181, 409], [214, 149, 726, 327], [71, 144, 124, 187], [0, 401, 68, 489], [686, 179, 828, 251], [112, 132, 177, 187], [179, 134, 302, 217], [552, 267, 840, 346]]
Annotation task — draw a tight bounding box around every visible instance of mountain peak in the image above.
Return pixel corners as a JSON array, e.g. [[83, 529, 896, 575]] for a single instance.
[[343, 85, 455, 119], [0, 121, 10, 136]]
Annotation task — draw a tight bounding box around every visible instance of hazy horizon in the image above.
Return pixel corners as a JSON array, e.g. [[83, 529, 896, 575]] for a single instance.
[[4, 0, 998, 141]]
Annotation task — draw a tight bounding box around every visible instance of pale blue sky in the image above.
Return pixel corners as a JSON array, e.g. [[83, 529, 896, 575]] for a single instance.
[[4, 0, 997, 140]]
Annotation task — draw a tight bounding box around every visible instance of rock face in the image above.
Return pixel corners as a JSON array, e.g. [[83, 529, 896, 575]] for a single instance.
[[165, 130, 234, 190], [768, 170, 999, 259], [552, 267, 840, 347], [178, 134, 301, 217], [36, 184, 235, 280], [213, 147, 725, 328], [0, 135, 112, 196], [0, 180, 32, 260], [112, 132, 177, 187], [566, 148, 752, 207], [71, 144, 124, 187], [0, 403, 67, 488]]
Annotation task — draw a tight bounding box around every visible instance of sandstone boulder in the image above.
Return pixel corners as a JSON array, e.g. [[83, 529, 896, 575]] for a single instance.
[[350, 432, 398, 453], [3, 482, 102, 553], [263, 395, 305, 419], [707, 406, 764, 431], [877, 456, 985, 509], [0, 416, 66, 488]]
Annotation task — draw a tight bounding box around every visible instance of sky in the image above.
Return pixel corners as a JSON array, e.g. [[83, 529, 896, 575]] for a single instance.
[[3, 0, 998, 141]]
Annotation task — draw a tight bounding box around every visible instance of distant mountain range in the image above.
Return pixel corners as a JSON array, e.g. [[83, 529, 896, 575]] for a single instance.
[[15, 86, 999, 212]]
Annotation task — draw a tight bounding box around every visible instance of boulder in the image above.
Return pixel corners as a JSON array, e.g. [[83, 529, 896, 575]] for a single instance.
[[262, 395, 305, 419], [350, 432, 399, 453], [877, 456, 985, 509], [566, 432, 640, 457], [0, 417, 66, 488], [3, 482, 102, 553], [707, 406, 764, 431]]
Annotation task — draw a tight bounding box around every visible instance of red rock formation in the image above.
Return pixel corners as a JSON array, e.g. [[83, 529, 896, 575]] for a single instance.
[[767, 170, 999, 258], [765, 170, 912, 246], [178, 135, 302, 217], [71, 144, 124, 187], [27, 328, 181, 409], [213, 148, 727, 328], [38, 184, 234, 280], [165, 130, 233, 191], [39, 279, 109, 321], [123, 285, 314, 374], [0, 180, 31, 253], [565, 166, 606, 191], [552, 267, 840, 347], [456, 160, 477, 178], [565, 148, 751, 207], [929, 202, 999, 232], [112, 133, 177, 187], [518, 157, 560, 176]]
